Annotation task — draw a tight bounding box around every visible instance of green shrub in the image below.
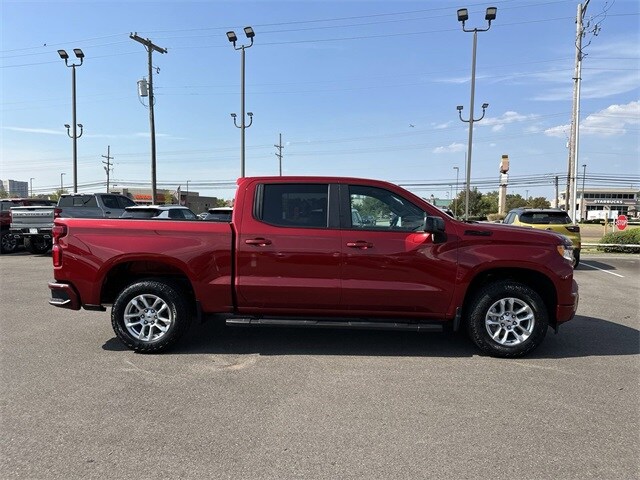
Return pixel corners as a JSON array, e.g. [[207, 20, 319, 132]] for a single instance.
[[597, 228, 640, 253]]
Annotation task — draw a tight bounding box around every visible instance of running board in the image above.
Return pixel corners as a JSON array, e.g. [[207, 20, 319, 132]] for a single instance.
[[226, 317, 443, 332]]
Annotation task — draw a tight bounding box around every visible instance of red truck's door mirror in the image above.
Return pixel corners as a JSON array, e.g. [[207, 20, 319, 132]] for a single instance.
[[424, 216, 447, 244]]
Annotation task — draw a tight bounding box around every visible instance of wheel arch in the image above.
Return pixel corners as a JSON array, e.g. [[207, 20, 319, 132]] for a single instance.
[[100, 260, 196, 309], [462, 268, 558, 327]]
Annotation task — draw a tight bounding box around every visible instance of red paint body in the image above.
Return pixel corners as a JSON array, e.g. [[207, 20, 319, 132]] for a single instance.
[[49, 177, 578, 326]]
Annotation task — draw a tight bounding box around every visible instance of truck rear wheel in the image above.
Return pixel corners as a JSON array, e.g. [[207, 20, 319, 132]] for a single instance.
[[111, 279, 192, 353], [24, 236, 51, 254], [467, 281, 548, 358], [1, 231, 18, 254]]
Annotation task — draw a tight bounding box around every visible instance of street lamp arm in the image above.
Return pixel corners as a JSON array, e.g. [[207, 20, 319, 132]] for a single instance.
[[458, 109, 470, 123], [77, 124, 84, 138], [246, 112, 253, 128], [234, 39, 254, 52], [231, 113, 241, 129]]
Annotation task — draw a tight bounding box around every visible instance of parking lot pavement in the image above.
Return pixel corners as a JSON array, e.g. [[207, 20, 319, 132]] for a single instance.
[[0, 253, 638, 479]]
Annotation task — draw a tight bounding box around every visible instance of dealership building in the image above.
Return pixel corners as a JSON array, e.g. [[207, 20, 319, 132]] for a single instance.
[[559, 187, 639, 220]]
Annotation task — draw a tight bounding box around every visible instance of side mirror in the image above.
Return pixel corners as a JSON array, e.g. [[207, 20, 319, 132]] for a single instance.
[[424, 215, 447, 244]]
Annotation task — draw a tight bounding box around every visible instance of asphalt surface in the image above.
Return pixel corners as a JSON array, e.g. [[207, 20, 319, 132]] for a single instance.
[[1, 252, 638, 480]]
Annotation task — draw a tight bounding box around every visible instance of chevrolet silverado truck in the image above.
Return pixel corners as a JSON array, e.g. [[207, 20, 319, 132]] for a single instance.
[[48, 177, 579, 357], [2, 198, 57, 254]]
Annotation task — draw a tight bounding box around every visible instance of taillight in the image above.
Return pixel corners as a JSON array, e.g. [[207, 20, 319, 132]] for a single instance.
[[52, 224, 67, 244], [53, 207, 62, 219], [565, 225, 580, 233], [52, 224, 67, 268]]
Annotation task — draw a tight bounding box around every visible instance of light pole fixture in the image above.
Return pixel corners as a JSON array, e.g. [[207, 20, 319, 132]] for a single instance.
[[30, 178, 34, 197], [227, 26, 255, 178], [58, 48, 84, 193], [60, 173, 66, 192], [456, 6, 496, 220], [453, 166, 460, 216]]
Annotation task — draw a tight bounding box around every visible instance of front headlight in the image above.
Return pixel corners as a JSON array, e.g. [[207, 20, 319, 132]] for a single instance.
[[557, 244, 574, 262]]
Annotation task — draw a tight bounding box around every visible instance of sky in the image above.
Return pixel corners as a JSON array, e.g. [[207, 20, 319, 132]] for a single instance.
[[1, 0, 639, 202]]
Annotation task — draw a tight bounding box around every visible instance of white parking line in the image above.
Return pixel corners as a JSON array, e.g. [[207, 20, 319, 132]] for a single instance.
[[579, 262, 625, 278]]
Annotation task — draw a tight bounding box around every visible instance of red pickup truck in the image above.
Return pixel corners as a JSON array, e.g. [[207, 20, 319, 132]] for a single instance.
[[49, 176, 578, 357]]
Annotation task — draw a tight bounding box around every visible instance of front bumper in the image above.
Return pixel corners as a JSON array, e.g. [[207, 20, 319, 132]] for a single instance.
[[556, 279, 579, 324]]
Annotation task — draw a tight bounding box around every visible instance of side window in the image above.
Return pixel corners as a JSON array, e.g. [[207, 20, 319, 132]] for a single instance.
[[102, 195, 120, 210], [117, 196, 136, 208], [260, 184, 328, 228], [503, 213, 514, 224], [72, 195, 98, 207], [348, 185, 425, 231]]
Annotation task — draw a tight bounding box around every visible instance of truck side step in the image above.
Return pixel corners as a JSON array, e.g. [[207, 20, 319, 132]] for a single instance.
[[225, 317, 443, 332]]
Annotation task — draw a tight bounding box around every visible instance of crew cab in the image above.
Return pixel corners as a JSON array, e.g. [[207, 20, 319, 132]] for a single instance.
[[48, 177, 579, 357]]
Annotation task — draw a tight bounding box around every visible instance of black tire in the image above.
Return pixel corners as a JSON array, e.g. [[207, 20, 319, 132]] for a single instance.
[[467, 281, 548, 358], [1, 231, 18, 254], [111, 279, 192, 353], [572, 249, 580, 269], [24, 236, 51, 254]]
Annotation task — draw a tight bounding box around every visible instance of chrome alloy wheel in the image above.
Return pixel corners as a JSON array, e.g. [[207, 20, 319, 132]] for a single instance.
[[124, 294, 173, 342], [484, 297, 535, 346]]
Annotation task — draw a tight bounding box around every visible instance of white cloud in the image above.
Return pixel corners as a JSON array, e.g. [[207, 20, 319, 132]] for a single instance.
[[4, 127, 63, 135], [545, 100, 639, 138], [433, 143, 466, 154]]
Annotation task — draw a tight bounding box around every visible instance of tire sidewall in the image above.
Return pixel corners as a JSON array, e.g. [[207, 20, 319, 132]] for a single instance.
[[111, 279, 190, 353], [467, 281, 548, 358], [1, 231, 17, 254]]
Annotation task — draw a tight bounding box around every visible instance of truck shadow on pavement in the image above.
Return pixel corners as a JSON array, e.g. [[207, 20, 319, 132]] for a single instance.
[[102, 315, 639, 359]]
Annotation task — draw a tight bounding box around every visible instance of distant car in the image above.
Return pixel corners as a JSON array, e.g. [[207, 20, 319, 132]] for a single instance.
[[120, 205, 198, 220], [202, 207, 233, 222], [503, 208, 581, 267]]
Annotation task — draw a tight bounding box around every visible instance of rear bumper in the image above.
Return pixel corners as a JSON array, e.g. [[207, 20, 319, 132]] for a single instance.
[[48, 281, 81, 310], [556, 279, 579, 324]]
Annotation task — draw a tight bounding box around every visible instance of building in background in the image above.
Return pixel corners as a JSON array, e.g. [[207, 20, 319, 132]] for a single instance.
[[559, 187, 639, 220], [1, 179, 29, 197]]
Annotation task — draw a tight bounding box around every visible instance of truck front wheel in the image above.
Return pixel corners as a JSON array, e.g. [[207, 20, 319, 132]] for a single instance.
[[467, 281, 548, 358], [111, 279, 192, 353]]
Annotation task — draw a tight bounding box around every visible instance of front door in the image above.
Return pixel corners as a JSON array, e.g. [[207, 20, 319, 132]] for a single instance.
[[340, 184, 456, 318]]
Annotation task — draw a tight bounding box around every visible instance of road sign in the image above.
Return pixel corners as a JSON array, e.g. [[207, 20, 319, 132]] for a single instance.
[[616, 214, 628, 231]]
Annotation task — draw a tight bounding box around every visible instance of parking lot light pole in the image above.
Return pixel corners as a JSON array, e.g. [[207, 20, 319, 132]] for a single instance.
[[30, 178, 34, 197], [60, 173, 66, 193], [58, 48, 84, 193], [227, 26, 255, 178], [456, 6, 496, 220]]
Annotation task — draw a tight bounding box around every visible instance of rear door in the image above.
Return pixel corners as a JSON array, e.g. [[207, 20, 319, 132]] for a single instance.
[[235, 182, 342, 313], [340, 183, 457, 318]]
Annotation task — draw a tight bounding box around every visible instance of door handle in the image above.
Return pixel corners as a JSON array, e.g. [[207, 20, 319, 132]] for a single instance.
[[346, 241, 373, 250], [245, 238, 272, 247]]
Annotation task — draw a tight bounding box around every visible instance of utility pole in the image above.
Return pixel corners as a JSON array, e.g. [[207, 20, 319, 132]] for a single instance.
[[102, 145, 114, 192], [554, 175, 559, 208], [130, 33, 167, 204], [274, 133, 284, 176], [566, 1, 592, 222]]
